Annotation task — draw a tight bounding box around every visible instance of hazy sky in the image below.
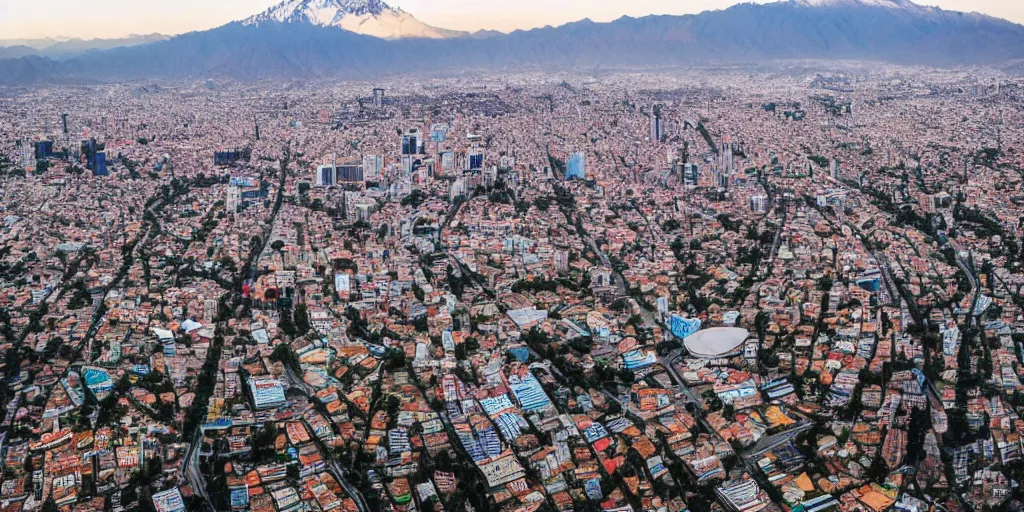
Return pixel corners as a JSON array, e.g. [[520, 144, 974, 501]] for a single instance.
[[0, 0, 1021, 40]]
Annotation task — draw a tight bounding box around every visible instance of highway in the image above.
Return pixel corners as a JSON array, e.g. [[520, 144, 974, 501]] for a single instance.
[[658, 349, 704, 407], [183, 425, 214, 511], [947, 240, 982, 326], [741, 421, 816, 461]]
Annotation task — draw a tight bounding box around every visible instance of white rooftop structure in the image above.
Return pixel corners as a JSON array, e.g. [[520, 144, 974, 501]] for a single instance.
[[684, 327, 750, 358]]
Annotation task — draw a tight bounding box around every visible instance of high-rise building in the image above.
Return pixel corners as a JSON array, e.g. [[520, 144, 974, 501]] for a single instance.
[[468, 149, 484, 170], [93, 151, 108, 176], [214, 149, 250, 166], [227, 186, 240, 212], [440, 151, 455, 171], [336, 162, 364, 183], [720, 141, 735, 173], [450, 176, 467, 200], [430, 123, 448, 144], [35, 140, 54, 160], [82, 138, 97, 167], [554, 250, 570, 274], [566, 152, 586, 180], [401, 155, 414, 175], [831, 158, 840, 179], [650, 114, 663, 142], [316, 164, 336, 187], [362, 155, 383, 180], [716, 170, 730, 189], [483, 166, 497, 188], [81, 137, 108, 175], [402, 133, 422, 155], [683, 163, 699, 188], [204, 299, 219, 323], [749, 194, 769, 213], [373, 88, 385, 108], [317, 160, 364, 185], [17, 141, 35, 172]]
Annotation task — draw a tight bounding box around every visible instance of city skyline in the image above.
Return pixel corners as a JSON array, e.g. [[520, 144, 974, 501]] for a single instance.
[[0, 0, 1022, 40]]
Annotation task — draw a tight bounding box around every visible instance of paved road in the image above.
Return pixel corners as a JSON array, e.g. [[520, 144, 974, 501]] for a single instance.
[[741, 421, 816, 461], [183, 425, 214, 510], [948, 240, 982, 326], [766, 205, 787, 268], [659, 350, 703, 406], [579, 229, 662, 329], [324, 451, 371, 512]]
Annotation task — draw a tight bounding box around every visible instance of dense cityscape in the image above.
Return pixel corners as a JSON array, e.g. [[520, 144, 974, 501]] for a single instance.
[[0, 64, 1023, 512]]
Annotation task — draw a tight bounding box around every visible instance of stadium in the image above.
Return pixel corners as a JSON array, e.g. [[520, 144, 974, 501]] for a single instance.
[[683, 327, 750, 358]]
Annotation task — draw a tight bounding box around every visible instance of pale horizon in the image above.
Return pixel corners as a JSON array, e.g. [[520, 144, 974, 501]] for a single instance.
[[0, 0, 1021, 40]]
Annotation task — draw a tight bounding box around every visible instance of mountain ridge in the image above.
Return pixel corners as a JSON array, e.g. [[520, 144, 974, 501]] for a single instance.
[[1, 0, 1023, 83], [0, 33, 171, 60]]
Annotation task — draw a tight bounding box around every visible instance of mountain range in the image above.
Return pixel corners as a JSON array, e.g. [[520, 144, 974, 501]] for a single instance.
[[0, 34, 170, 60], [1, 0, 1022, 83]]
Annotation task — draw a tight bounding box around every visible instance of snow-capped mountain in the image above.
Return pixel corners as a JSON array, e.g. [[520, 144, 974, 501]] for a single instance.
[[790, 0, 927, 11], [241, 0, 467, 39]]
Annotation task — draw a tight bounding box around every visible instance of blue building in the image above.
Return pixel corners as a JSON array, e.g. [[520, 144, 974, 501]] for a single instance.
[[669, 315, 701, 339], [469, 152, 484, 170], [81, 138, 96, 167], [93, 152, 108, 176], [336, 162, 364, 182], [401, 133, 421, 155], [34, 140, 53, 160], [214, 149, 250, 166], [81, 138, 108, 175], [248, 379, 286, 410], [566, 152, 586, 180], [316, 164, 335, 187]]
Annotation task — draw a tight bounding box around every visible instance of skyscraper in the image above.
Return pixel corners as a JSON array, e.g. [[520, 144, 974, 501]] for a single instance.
[[683, 163, 699, 188], [468, 146, 484, 170], [93, 152, 108, 176], [720, 141, 735, 173], [227, 186, 240, 212], [440, 151, 455, 171], [469, 153, 484, 170], [554, 250, 569, 274], [402, 133, 421, 155], [650, 114, 663, 142], [566, 152, 585, 180], [750, 195, 768, 213], [373, 88, 385, 108], [17, 140, 35, 172], [362, 155, 383, 181], [35, 140, 53, 160], [82, 137, 106, 174]]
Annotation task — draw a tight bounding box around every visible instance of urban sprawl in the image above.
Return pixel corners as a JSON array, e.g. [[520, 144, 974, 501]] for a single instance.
[[0, 68, 1023, 512]]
